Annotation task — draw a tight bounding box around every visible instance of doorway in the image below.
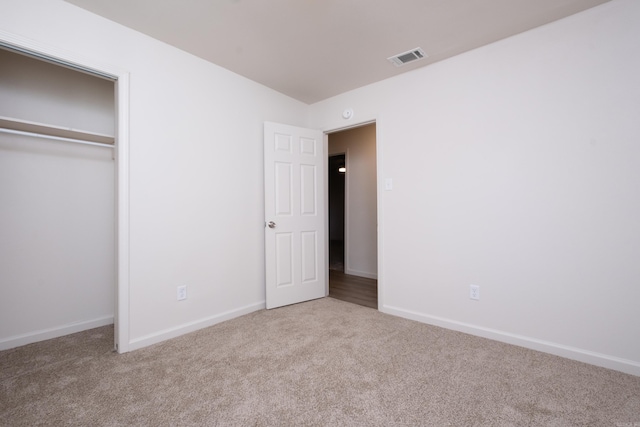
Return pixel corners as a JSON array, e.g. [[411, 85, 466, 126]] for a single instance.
[[0, 37, 130, 352], [327, 123, 378, 309]]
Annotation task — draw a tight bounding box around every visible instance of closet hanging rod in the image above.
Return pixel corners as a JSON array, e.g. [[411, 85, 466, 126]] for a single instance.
[[0, 128, 115, 149]]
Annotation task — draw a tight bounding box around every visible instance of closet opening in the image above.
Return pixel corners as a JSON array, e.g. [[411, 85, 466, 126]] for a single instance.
[[0, 44, 120, 351]]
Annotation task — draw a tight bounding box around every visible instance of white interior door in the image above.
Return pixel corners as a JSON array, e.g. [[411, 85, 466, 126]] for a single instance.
[[264, 121, 326, 309]]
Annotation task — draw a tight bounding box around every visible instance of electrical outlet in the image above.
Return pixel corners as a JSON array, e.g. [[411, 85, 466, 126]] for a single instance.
[[177, 285, 187, 301], [470, 284, 480, 301]]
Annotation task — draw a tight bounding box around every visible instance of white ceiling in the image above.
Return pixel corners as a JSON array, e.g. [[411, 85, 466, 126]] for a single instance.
[[64, 0, 610, 104]]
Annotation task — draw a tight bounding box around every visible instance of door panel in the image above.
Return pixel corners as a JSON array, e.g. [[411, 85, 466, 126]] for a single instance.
[[275, 162, 293, 215], [275, 233, 293, 287], [301, 231, 318, 283], [301, 164, 317, 215], [265, 122, 326, 309]]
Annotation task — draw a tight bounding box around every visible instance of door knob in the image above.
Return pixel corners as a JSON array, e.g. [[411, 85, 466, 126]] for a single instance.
[[267, 221, 276, 229]]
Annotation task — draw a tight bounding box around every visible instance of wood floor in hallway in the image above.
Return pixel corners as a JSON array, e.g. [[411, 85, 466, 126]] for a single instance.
[[328, 269, 377, 309]]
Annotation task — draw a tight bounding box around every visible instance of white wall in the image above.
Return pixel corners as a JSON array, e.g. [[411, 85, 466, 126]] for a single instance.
[[1, 0, 309, 349], [329, 125, 377, 279], [310, 0, 640, 375], [0, 49, 115, 348]]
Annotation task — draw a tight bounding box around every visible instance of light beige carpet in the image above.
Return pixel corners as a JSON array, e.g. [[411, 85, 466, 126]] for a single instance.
[[1, 297, 639, 426]]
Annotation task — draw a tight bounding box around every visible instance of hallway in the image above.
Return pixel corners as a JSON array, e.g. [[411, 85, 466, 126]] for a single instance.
[[328, 269, 377, 309]]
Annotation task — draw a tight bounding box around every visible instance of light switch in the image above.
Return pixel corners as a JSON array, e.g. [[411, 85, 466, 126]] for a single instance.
[[385, 178, 393, 191]]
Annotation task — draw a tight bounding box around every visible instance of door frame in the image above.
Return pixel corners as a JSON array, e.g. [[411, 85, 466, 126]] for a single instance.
[[322, 118, 381, 309], [0, 30, 131, 352]]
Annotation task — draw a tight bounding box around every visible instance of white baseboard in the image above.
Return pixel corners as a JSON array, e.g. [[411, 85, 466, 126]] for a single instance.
[[128, 301, 266, 351], [0, 315, 114, 351], [345, 268, 378, 280], [382, 305, 640, 377]]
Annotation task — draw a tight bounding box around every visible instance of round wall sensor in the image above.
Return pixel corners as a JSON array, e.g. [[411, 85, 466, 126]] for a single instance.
[[342, 108, 354, 120]]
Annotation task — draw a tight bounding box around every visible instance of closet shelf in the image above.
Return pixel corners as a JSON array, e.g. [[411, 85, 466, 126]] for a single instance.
[[0, 116, 115, 145]]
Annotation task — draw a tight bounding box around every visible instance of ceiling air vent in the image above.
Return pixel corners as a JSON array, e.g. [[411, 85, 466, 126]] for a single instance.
[[387, 48, 427, 67]]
